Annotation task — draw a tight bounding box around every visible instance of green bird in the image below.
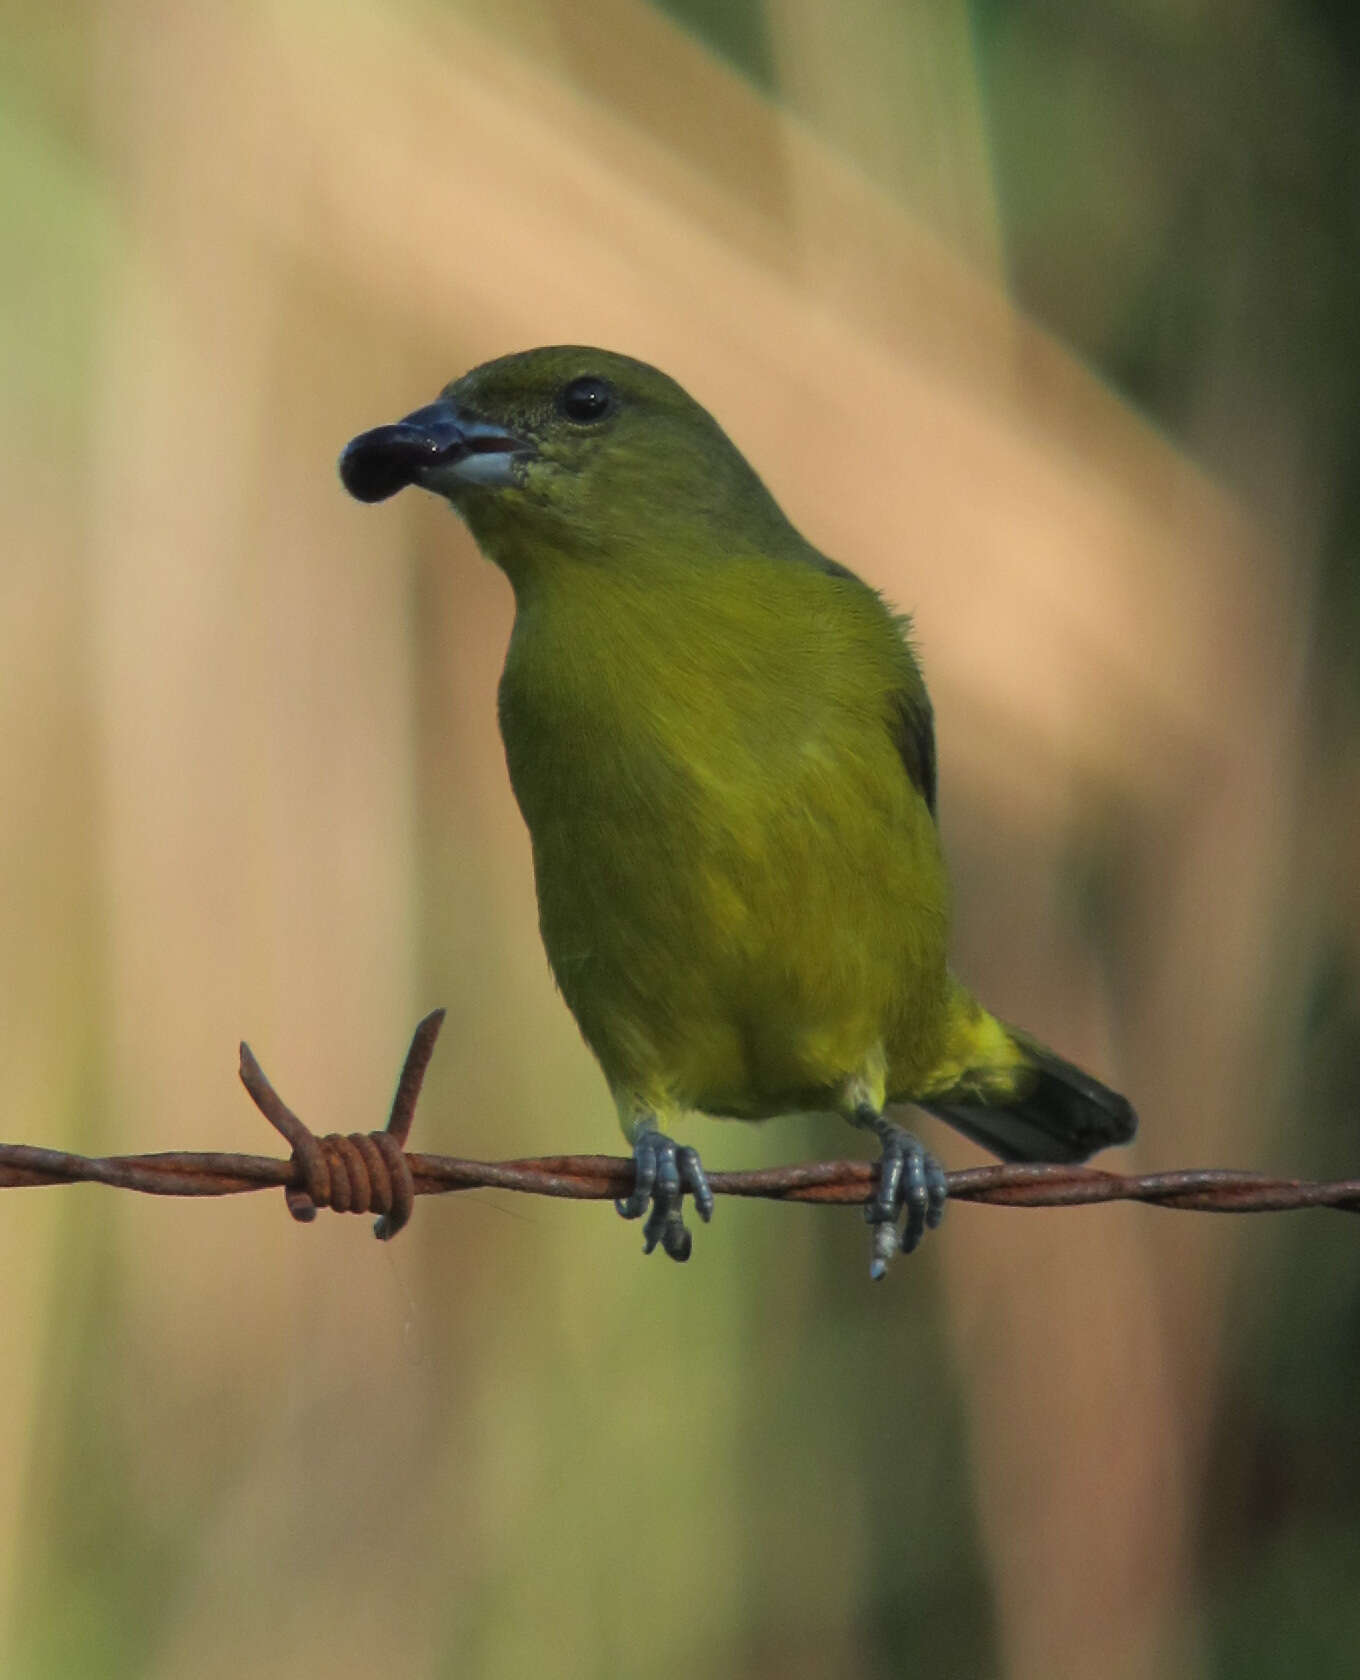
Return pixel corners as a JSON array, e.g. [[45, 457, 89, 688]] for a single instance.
[[340, 347, 1135, 1276]]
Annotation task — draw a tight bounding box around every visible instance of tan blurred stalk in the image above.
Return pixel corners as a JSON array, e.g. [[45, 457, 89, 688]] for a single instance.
[[0, 0, 1312, 1675], [768, 0, 1002, 272]]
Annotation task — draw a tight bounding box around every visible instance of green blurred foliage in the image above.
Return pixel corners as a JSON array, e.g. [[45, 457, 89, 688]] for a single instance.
[[653, 0, 778, 89]]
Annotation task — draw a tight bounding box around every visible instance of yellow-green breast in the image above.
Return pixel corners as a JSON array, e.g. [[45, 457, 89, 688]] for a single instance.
[[497, 545, 950, 1121]]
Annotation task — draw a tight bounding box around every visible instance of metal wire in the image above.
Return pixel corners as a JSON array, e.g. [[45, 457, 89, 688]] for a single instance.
[[2, 1011, 1357, 1235]]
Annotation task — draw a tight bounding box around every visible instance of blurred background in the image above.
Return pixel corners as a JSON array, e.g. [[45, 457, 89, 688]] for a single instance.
[[3, 0, 1359, 1675]]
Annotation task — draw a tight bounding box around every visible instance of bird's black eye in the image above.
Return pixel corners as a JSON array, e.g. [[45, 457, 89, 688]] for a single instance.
[[559, 375, 616, 423]]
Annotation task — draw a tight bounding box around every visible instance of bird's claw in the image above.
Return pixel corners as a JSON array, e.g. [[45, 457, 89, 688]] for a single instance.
[[616, 1127, 713, 1261], [863, 1123, 947, 1279]]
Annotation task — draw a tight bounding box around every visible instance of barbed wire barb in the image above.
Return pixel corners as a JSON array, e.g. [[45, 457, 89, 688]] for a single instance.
[[1, 1013, 1357, 1234]]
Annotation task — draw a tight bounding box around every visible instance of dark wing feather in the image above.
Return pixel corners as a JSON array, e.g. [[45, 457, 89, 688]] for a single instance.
[[888, 688, 937, 821]]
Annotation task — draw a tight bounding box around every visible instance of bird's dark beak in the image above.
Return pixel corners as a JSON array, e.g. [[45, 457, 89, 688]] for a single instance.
[[339, 399, 532, 503]]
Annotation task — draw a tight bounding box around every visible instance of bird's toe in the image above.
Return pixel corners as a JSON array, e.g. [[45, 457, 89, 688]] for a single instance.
[[617, 1127, 710, 1262], [862, 1121, 948, 1278]]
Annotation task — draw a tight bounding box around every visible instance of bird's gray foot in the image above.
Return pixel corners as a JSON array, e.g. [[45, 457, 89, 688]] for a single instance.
[[855, 1107, 948, 1279], [615, 1124, 714, 1261]]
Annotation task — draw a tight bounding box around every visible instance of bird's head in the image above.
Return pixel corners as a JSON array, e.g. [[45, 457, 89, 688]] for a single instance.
[[339, 346, 791, 575]]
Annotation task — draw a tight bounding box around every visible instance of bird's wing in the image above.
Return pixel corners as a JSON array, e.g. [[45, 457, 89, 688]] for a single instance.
[[887, 685, 937, 821], [801, 550, 938, 822]]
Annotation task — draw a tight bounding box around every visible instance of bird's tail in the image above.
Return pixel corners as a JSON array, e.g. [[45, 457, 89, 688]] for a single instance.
[[915, 991, 1136, 1164]]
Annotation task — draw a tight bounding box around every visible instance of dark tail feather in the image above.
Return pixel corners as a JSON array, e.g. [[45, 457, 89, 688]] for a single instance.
[[922, 1042, 1137, 1164]]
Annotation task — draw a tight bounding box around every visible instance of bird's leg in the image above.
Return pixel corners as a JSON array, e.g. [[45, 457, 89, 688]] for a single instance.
[[851, 1104, 948, 1279], [615, 1116, 714, 1262]]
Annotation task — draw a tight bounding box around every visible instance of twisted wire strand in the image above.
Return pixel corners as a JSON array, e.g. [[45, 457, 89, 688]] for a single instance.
[[1, 1012, 1356, 1234]]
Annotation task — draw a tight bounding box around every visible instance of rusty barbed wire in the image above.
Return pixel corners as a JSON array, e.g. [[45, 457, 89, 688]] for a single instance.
[[1, 1010, 1357, 1235]]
